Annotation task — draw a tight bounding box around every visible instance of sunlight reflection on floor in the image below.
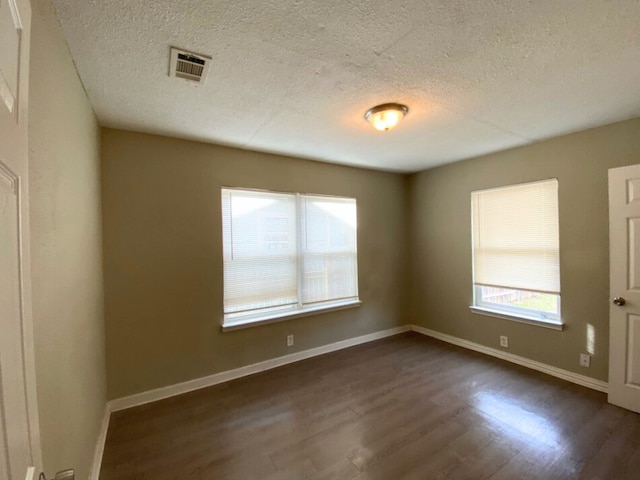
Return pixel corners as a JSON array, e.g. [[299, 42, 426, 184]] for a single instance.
[[473, 391, 563, 450]]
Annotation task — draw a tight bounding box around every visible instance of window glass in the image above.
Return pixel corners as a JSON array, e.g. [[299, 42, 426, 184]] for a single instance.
[[471, 179, 561, 323], [222, 188, 359, 326]]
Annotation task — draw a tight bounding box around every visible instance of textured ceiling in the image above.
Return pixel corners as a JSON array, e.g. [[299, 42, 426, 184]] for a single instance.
[[50, 0, 640, 172]]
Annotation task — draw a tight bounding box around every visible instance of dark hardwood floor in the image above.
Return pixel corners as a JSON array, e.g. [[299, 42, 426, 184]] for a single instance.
[[100, 332, 640, 480]]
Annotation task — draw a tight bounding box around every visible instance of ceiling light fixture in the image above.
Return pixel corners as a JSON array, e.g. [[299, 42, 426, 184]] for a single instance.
[[364, 103, 409, 132]]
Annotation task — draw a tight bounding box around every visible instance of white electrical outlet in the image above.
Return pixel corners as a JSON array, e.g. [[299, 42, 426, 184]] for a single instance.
[[580, 353, 591, 367], [499, 336, 509, 348], [287, 334, 294, 347]]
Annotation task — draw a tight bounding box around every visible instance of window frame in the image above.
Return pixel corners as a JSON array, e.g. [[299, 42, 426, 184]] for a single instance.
[[470, 179, 563, 330], [472, 285, 562, 326], [221, 187, 361, 331]]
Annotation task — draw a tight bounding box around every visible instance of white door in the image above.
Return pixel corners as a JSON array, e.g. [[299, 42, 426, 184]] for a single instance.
[[0, 0, 41, 479], [609, 164, 640, 414]]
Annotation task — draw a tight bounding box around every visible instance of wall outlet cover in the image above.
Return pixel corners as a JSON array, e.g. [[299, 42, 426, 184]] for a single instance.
[[580, 353, 591, 367]]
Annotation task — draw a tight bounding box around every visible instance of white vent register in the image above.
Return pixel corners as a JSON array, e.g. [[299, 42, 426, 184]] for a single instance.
[[169, 47, 211, 84]]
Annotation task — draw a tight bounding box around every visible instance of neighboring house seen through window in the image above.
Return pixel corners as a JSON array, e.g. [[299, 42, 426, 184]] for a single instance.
[[221, 188, 360, 328], [470, 179, 561, 327]]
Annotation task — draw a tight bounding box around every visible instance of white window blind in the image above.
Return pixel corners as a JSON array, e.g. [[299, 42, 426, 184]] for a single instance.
[[472, 179, 560, 294], [301, 195, 358, 305], [222, 189, 298, 316], [222, 188, 359, 325]]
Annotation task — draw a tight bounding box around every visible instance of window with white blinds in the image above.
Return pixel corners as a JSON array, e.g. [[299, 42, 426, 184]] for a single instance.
[[471, 179, 561, 323], [222, 188, 359, 327]]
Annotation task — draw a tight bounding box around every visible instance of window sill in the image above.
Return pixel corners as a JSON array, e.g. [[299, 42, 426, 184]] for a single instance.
[[469, 306, 564, 331], [222, 300, 362, 332]]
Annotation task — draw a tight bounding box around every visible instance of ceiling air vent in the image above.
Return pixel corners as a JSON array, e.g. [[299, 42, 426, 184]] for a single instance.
[[169, 47, 212, 84]]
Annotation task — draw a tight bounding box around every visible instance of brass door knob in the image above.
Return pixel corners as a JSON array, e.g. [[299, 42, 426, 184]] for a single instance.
[[613, 297, 626, 306]]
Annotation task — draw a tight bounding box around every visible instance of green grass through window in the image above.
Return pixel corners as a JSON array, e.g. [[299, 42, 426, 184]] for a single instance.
[[512, 294, 557, 313]]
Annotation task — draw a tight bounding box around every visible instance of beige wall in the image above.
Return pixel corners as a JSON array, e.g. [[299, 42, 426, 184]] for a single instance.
[[28, 0, 106, 477], [408, 118, 640, 382], [101, 128, 408, 399], [21, 0, 640, 471]]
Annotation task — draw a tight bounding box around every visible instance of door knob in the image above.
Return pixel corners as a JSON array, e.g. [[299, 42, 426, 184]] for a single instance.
[[613, 297, 626, 306]]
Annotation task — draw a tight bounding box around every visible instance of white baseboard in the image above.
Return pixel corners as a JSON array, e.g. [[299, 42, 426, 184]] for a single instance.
[[89, 406, 110, 480], [410, 325, 608, 393], [108, 325, 410, 412], [94, 323, 607, 479], [106, 323, 608, 412]]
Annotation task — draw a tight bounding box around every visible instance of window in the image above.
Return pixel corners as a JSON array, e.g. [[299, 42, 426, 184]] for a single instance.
[[471, 179, 561, 327], [221, 188, 359, 328]]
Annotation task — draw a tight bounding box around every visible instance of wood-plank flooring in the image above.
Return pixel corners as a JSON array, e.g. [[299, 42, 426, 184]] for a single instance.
[[100, 332, 640, 479]]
